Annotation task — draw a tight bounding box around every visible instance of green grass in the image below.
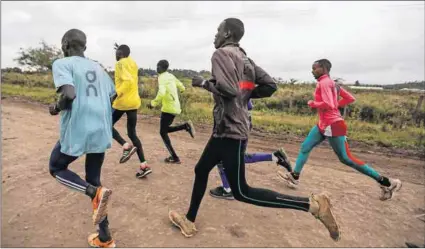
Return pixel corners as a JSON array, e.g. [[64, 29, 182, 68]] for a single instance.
[[252, 110, 424, 150], [138, 97, 424, 151], [1, 84, 56, 104], [1, 72, 54, 88], [1, 73, 424, 152]]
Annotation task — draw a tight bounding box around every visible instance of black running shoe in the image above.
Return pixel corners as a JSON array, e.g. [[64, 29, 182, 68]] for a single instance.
[[186, 120, 196, 139], [405, 242, 422, 248], [164, 156, 181, 164], [135, 166, 152, 178], [209, 186, 234, 200], [120, 146, 137, 164], [273, 148, 292, 172]]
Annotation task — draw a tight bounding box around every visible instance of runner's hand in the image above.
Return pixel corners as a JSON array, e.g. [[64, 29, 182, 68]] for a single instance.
[[307, 100, 314, 108], [192, 76, 205, 87], [49, 104, 60, 115]]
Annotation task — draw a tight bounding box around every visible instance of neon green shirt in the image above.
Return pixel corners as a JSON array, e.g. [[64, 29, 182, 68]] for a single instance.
[[151, 72, 185, 115]]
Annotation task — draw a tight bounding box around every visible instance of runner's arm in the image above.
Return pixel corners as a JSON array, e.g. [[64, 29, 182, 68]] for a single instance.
[[56, 85, 76, 110], [175, 76, 186, 93], [202, 49, 239, 99], [338, 87, 356, 107], [114, 61, 126, 98], [250, 62, 277, 99], [52, 60, 76, 111], [308, 81, 335, 110], [151, 77, 165, 107], [103, 70, 117, 103]]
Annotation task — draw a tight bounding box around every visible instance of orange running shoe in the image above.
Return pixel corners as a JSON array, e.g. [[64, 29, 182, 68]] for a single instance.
[[87, 233, 116, 248], [92, 187, 112, 225]]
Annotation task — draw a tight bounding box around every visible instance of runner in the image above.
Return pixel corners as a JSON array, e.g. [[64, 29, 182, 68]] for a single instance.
[[168, 18, 341, 241], [210, 99, 293, 200], [112, 43, 151, 178], [147, 59, 195, 164], [278, 59, 402, 201], [48, 29, 116, 247]]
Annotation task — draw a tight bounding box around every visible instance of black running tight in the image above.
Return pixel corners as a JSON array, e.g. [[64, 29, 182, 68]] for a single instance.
[[112, 109, 146, 163], [186, 137, 311, 222], [160, 112, 187, 159]]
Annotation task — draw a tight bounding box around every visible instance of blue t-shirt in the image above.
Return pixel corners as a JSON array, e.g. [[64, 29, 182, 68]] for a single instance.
[[52, 56, 116, 157]]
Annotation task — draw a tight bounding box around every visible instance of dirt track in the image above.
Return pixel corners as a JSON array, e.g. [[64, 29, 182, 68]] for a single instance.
[[1, 98, 424, 247]]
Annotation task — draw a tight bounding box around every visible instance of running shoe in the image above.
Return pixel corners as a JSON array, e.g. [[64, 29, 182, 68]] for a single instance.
[[87, 233, 116, 248], [168, 210, 197, 238], [119, 146, 137, 164], [209, 186, 234, 200]]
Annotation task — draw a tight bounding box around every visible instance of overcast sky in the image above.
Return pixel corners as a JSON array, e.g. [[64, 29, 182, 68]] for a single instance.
[[2, 1, 424, 84]]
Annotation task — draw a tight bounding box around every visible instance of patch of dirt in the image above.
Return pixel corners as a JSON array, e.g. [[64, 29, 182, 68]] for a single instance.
[[1, 98, 424, 247]]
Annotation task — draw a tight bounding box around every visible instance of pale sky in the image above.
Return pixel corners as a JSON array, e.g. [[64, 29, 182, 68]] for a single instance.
[[1, 1, 424, 84]]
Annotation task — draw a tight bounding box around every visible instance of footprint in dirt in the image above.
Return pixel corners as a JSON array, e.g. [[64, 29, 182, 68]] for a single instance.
[[227, 224, 247, 238], [414, 208, 425, 214]]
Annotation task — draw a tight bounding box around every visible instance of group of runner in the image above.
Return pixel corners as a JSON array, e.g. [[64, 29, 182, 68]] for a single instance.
[[47, 17, 402, 247]]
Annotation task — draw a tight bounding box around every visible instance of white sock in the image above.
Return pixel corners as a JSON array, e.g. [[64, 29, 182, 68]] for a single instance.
[[123, 143, 131, 150], [224, 187, 231, 193]]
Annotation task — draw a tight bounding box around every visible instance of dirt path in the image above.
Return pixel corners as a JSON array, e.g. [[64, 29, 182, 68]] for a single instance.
[[1, 98, 424, 247]]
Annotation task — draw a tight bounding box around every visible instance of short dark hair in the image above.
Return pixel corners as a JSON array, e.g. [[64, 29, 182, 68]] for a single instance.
[[62, 29, 86, 49], [315, 59, 332, 72], [117, 45, 130, 57], [157, 60, 169, 70], [224, 18, 245, 42]]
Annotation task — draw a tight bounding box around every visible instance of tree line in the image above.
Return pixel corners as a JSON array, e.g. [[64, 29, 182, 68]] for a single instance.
[[3, 40, 424, 89]]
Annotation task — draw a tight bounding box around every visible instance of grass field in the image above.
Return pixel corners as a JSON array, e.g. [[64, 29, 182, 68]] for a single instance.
[[1, 71, 424, 152]]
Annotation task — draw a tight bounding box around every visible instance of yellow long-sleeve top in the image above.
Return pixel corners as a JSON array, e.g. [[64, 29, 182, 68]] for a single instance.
[[112, 56, 141, 111]]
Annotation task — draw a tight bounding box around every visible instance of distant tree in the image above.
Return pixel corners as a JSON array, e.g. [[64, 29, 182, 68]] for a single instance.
[[138, 68, 157, 77], [199, 70, 212, 78], [355, 80, 360, 86], [289, 78, 298, 85], [14, 40, 62, 71]]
